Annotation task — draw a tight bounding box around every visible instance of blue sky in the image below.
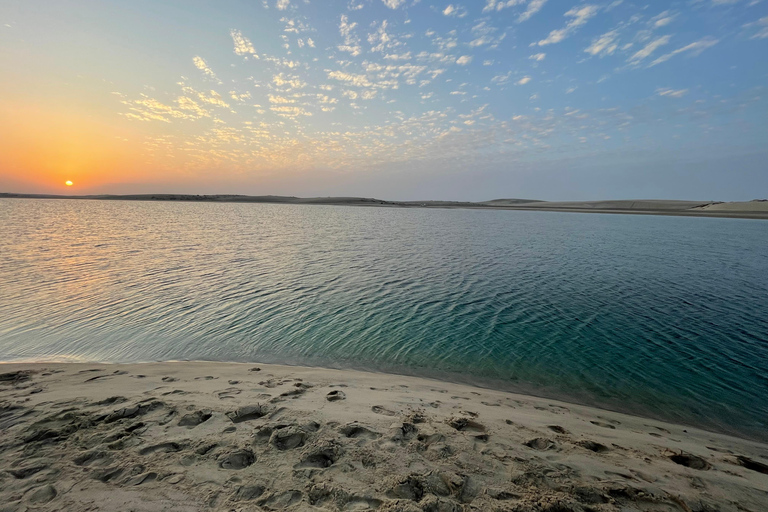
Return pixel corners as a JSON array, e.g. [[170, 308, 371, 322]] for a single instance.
[[0, 0, 766, 200]]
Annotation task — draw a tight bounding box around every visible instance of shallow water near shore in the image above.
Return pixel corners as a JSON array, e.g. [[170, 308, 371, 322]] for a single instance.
[[1, 198, 767, 440]]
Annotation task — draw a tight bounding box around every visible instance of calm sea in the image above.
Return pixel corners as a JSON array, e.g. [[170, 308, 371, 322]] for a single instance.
[[1, 199, 767, 440]]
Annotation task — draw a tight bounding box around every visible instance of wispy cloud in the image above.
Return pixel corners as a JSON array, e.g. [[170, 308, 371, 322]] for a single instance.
[[537, 5, 599, 46], [516, 76, 532, 85], [585, 30, 619, 57], [456, 55, 473, 65], [518, 0, 548, 23], [648, 37, 718, 67], [482, 0, 549, 23], [657, 88, 688, 98], [627, 35, 671, 64], [743, 16, 768, 39], [529, 52, 546, 61]]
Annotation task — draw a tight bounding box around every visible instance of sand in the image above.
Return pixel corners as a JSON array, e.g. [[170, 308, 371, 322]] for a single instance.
[[3, 194, 768, 220], [1, 362, 767, 512]]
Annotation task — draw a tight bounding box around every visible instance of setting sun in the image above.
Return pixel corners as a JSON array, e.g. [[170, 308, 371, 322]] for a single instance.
[[65, 180, 73, 186]]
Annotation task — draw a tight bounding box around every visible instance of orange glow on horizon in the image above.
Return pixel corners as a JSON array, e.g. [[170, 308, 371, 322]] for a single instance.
[[0, 97, 152, 193]]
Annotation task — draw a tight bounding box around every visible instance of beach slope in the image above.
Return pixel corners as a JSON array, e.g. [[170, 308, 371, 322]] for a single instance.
[[1, 362, 767, 511]]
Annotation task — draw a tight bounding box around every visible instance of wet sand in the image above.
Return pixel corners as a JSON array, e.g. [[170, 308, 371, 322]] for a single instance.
[[1, 361, 767, 511]]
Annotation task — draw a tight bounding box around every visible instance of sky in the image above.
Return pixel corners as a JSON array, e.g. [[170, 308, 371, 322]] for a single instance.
[[0, 0, 766, 201]]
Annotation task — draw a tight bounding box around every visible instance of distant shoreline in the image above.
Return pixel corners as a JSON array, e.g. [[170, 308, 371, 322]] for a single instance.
[[3, 192, 767, 220]]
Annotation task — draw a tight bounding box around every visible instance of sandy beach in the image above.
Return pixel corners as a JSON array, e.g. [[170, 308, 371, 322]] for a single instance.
[[1, 362, 767, 511]]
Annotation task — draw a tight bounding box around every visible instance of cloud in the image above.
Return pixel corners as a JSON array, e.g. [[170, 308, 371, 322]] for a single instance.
[[529, 52, 546, 61], [650, 11, 677, 28], [193, 56, 221, 83], [516, 76, 532, 85], [327, 70, 373, 87], [230, 30, 258, 57], [338, 15, 362, 56], [468, 21, 506, 48], [537, 5, 599, 46], [276, 0, 290, 10], [381, 0, 405, 8], [272, 73, 307, 90], [518, 0, 548, 22], [482, 0, 548, 22], [743, 16, 768, 40], [627, 35, 670, 64], [657, 88, 688, 98], [268, 94, 296, 103], [456, 55, 473, 65], [584, 30, 619, 57], [648, 37, 718, 67]]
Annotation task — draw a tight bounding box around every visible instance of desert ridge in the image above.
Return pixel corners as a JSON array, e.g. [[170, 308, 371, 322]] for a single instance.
[[1, 361, 767, 511]]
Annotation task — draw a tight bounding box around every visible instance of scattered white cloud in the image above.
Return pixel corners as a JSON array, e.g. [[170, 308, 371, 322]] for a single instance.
[[381, 0, 405, 8], [648, 37, 718, 67], [456, 55, 473, 65], [516, 76, 532, 85], [657, 88, 689, 98], [743, 16, 768, 39], [585, 30, 619, 57], [650, 11, 677, 28], [529, 52, 546, 61], [628, 35, 671, 64], [276, 0, 290, 10], [338, 15, 362, 56], [193, 56, 221, 83], [518, 0, 548, 23], [230, 30, 258, 57], [482, 0, 548, 22], [537, 5, 599, 46]]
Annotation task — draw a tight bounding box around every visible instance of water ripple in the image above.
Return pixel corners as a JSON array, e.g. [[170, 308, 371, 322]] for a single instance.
[[1, 199, 767, 440]]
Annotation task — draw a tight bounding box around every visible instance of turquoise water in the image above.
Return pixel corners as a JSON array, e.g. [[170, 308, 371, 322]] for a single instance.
[[1, 199, 767, 440]]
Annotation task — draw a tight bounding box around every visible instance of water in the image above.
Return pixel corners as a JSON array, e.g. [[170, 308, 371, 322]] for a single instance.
[[1, 199, 767, 440]]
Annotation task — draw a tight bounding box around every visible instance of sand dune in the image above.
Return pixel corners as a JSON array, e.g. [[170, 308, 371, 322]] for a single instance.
[[2, 193, 768, 219], [1, 362, 767, 511], [691, 200, 768, 212]]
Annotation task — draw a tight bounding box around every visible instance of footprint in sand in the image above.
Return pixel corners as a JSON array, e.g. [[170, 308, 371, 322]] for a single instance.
[[139, 442, 183, 455], [326, 390, 346, 402], [340, 423, 380, 440], [218, 449, 256, 469], [226, 405, 270, 423], [448, 417, 486, 433], [736, 456, 768, 475], [669, 452, 711, 470], [577, 440, 610, 453], [216, 387, 242, 400], [525, 438, 555, 450], [371, 405, 397, 416], [178, 410, 212, 428], [270, 427, 307, 450], [8, 465, 48, 479]]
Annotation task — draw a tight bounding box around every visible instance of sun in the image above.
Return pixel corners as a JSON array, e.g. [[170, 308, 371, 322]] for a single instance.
[[65, 180, 73, 186]]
